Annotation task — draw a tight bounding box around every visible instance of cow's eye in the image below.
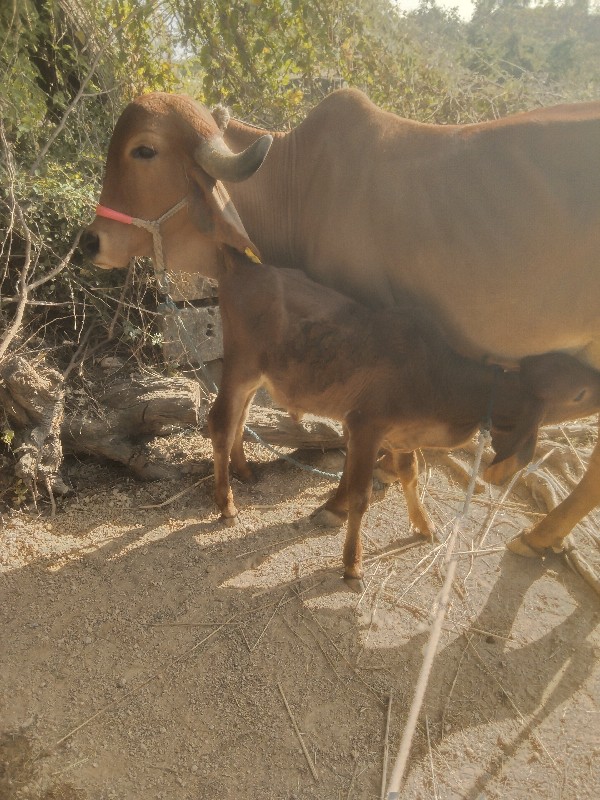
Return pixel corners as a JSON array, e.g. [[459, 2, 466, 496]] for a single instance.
[[574, 389, 587, 402], [131, 145, 157, 159]]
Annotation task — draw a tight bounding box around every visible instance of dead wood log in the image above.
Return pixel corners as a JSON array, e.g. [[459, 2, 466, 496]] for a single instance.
[[0, 356, 203, 485], [61, 373, 203, 480], [0, 356, 65, 494]]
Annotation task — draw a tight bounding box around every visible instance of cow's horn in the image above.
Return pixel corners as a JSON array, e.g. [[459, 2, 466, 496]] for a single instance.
[[194, 134, 273, 183]]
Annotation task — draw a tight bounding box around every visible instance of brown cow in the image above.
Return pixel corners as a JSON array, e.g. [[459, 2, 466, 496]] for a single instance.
[[81, 89, 600, 557], [208, 246, 600, 584]]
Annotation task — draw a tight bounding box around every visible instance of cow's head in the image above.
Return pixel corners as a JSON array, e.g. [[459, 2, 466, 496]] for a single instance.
[[81, 93, 272, 276]]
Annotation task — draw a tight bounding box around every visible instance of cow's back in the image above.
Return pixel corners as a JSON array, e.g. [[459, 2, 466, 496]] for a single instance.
[[226, 90, 600, 367]]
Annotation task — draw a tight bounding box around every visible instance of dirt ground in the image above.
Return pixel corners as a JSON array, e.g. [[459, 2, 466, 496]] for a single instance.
[[1, 412, 600, 800]]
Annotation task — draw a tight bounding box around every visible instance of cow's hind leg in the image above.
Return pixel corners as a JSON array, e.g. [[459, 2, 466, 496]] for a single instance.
[[508, 416, 600, 556], [312, 460, 349, 528]]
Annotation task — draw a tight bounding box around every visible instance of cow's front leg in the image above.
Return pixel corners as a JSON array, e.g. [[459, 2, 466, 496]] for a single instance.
[[208, 379, 257, 524], [508, 415, 600, 556]]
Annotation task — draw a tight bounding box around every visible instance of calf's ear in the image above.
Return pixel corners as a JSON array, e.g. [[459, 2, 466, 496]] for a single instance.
[[484, 398, 543, 485], [189, 166, 262, 262]]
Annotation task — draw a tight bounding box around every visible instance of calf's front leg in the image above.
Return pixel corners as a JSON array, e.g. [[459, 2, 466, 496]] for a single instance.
[[208, 379, 257, 523]]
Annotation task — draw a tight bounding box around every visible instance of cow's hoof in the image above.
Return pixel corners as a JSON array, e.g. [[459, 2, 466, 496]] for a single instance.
[[311, 507, 347, 528], [506, 533, 545, 558], [220, 513, 238, 528]]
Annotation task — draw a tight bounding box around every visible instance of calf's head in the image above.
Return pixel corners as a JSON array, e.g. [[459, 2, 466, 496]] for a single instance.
[[81, 93, 272, 275], [485, 353, 600, 484]]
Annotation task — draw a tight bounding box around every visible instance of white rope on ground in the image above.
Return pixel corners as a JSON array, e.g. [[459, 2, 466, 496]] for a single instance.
[[385, 427, 489, 799]]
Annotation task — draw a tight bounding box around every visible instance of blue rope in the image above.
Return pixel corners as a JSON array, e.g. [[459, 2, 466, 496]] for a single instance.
[[242, 425, 343, 480]]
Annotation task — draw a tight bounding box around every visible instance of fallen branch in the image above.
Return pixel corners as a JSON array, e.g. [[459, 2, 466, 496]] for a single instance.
[[1, 357, 203, 487]]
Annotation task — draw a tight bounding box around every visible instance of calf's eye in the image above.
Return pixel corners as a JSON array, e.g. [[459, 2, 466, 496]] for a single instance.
[[131, 145, 157, 159], [574, 389, 587, 402]]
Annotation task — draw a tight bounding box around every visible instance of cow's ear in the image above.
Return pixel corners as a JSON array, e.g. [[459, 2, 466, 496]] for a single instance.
[[189, 166, 262, 262], [211, 105, 230, 133]]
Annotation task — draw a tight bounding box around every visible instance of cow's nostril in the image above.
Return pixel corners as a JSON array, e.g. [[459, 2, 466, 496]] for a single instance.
[[80, 230, 100, 259]]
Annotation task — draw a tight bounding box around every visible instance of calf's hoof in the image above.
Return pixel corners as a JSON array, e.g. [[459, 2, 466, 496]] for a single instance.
[[344, 575, 366, 594], [373, 466, 398, 487], [412, 515, 436, 540], [343, 565, 365, 594], [233, 464, 257, 484], [217, 502, 239, 526], [311, 506, 347, 528], [484, 455, 521, 486], [506, 533, 546, 558]]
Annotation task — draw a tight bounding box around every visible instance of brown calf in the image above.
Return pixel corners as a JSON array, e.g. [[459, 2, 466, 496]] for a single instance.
[[208, 247, 600, 583]]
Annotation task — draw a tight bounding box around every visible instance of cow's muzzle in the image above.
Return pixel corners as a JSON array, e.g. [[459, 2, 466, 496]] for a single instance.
[[80, 230, 100, 259]]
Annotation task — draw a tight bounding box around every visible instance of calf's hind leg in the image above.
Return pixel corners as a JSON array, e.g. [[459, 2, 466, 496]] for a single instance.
[[342, 416, 385, 584], [394, 451, 435, 539], [228, 391, 257, 483], [311, 423, 349, 528]]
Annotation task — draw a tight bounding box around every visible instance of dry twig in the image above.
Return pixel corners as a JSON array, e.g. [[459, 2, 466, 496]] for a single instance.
[[277, 680, 319, 781], [562, 543, 600, 597], [425, 715, 439, 800], [138, 474, 214, 509], [386, 429, 488, 796], [381, 690, 393, 800]]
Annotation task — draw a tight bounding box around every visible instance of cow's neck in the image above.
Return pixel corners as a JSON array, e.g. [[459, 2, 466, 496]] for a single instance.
[[223, 120, 303, 268]]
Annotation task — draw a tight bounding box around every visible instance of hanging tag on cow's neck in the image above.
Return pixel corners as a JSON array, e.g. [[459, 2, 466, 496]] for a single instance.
[[244, 247, 261, 264]]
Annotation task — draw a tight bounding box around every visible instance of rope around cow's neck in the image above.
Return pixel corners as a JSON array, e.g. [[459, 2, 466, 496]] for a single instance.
[[95, 197, 189, 291]]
